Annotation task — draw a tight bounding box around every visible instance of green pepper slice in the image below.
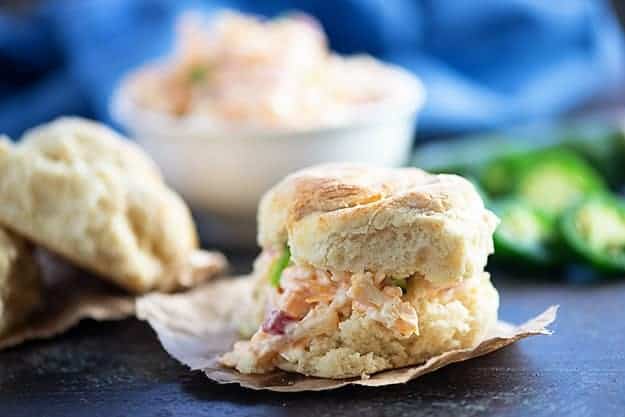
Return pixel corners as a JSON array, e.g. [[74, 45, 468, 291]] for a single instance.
[[413, 121, 625, 189], [268, 246, 291, 288], [411, 133, 532, 178], [480, 149, 606, 214], [561, 194, 625, 273], [188, 66, 206, 83], [478, 153, 526, 197], [491, 199, 557, 266], [561, 124, 625, 188], [515, 149, 606, 216], [390, 277, 408, 293]]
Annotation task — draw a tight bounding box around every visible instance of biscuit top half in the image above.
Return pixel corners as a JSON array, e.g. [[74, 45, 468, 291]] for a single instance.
[[0, 117, 199, 293], [18, 117, 163, 183], [258, 164, 499, 284]]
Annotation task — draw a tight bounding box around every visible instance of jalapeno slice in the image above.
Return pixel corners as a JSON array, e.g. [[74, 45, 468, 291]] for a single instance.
[[515, 149, 606, 216], [479, 154, 525, 197], [390, 277, 408, 293], [562, 124, 625, 187], [561, 194, 625, 273], [491, 199, 557, 266], [268, 246, 291, 287]]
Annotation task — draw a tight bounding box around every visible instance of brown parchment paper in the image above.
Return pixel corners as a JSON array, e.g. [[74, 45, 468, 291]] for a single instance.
[[136, 276, 558, 392], [0, 249, 227, 350]]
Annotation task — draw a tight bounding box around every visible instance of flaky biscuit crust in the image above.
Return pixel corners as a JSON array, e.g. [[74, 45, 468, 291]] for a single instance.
[[0, 117, 198, 293], [258, 164, 498, 283]]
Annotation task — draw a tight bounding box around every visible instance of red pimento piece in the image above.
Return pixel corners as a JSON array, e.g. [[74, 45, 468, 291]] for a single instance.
[[262, 310, 295, 335]]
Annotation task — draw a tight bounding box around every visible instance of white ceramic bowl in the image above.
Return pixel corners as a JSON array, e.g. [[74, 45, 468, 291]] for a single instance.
[[111, 68, 425, 222]]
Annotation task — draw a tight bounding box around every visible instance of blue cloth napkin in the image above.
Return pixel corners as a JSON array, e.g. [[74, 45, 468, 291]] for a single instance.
[[0, 0, 623, 138]]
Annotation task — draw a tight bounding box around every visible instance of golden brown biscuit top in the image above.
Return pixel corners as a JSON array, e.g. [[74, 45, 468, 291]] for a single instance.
[[258, 163, 488, 248]]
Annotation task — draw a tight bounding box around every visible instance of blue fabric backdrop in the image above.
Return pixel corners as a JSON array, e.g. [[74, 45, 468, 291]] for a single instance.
[[0, 0, 623, 138]]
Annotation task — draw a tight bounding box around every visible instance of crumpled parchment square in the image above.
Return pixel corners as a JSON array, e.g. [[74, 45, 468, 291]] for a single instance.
[[0, 249, 227, 350]]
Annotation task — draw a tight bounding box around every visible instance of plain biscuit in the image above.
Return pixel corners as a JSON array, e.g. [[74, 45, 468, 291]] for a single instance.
[[0, 117, 199, 293]]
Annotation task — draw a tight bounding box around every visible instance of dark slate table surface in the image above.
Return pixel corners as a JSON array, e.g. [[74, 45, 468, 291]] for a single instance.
[[1, 249, 624, 417]]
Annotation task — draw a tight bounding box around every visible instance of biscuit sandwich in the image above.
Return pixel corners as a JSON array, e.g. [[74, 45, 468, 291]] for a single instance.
[[221, 164, 500, 378], [0, 117, 214, 294]]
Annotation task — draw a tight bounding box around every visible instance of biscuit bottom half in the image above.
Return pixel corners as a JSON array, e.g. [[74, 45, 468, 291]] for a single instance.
[[220, 251, 499, 379]]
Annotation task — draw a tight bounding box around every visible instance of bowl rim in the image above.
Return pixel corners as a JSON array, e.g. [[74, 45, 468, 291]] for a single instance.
[[110, 62, 426, 140]]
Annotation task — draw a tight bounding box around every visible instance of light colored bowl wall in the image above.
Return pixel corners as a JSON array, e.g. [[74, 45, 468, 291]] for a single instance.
[[127, 116, 417, 218]]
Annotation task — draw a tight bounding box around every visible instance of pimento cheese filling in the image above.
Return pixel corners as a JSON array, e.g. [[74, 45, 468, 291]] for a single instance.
[[126, 11, 419, 130], [220, 249, 461, 373]]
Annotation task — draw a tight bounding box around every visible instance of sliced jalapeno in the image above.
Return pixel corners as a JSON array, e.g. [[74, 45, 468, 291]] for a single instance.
[[390, 277, 408, 293], [188, 65, 208, 83], [268, 245, 291, 288], [561, 194, 625, 273], [563, 124, 625, 187], [480, 149, 606, 213], [515, 149, 606, 216], [491, 199, 557, 266], [478, 154, 525, 197]]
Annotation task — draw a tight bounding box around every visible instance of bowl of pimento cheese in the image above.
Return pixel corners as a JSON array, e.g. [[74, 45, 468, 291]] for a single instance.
[[112, 11, 425, 221]]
